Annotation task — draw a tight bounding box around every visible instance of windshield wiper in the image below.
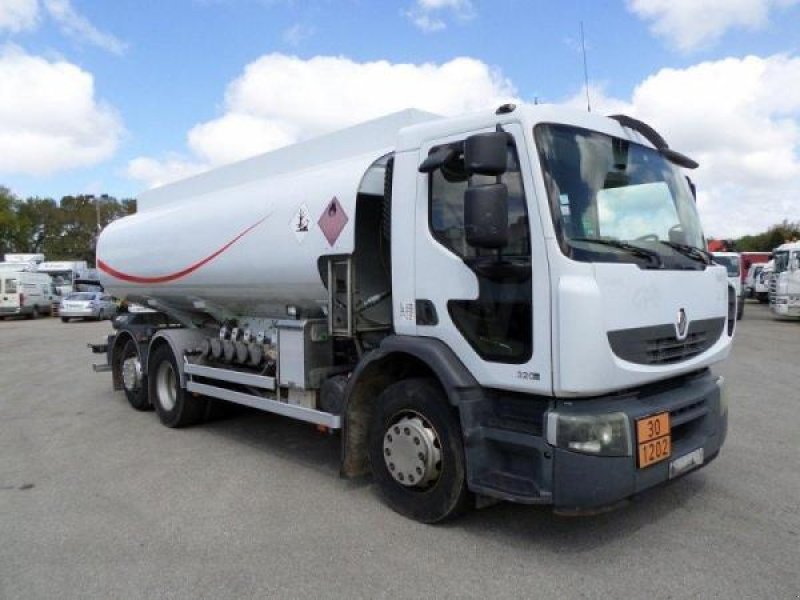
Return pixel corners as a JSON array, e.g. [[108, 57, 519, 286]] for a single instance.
[[570, 238, 663, 268], [658, 241, 713, 265]]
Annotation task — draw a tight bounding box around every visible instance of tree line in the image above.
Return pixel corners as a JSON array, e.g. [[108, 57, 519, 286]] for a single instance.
[[730, 219, 799, 252], [0, 186, 136, 265]]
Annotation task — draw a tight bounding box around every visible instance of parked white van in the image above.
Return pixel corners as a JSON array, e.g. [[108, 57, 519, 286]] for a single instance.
[[0, 272, 56, 319]]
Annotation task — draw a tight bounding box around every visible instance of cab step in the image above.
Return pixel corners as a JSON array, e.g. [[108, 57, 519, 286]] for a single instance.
[[472, 470, 552, 504]]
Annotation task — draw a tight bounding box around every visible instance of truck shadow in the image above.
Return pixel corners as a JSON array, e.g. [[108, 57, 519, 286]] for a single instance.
[[200, 404, 343, 477], [453, 475, 706, 551], [198, 402, 705, 549]]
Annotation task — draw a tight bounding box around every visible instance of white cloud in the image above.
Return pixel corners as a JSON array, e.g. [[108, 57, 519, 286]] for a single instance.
[[0, 45, 123, 176], [282, 23, 314, 46], [628, 0, 799, 51], [127, 54, 517, 188], [0, 0, 39, 32], [405, 0, 474, 33], [125, 156, 206, 190], [43, 0, 127, 55], [0, 0, 125, 54], [564, 55, 800, 237]]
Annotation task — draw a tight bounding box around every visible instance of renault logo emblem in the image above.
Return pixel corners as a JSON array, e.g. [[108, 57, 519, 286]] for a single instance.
[[675, 308, 689, 341]]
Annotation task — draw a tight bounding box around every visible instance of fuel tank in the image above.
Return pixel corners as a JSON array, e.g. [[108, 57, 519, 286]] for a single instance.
[[97, 110, 439, 319]]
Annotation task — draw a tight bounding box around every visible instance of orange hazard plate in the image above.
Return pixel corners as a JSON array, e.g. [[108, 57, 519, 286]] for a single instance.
[[637, 412, 671, 468]]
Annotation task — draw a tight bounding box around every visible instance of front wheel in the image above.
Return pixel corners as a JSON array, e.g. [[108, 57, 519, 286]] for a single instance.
[[368, 378, 471, 523], [149, 344, 206, 428], [28, 306, 39, 320]]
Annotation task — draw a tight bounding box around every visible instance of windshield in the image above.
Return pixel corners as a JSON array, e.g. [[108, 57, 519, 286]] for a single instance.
[[713, 255, 740, 277], [774, 250, 800, 273], [535, 124, 706, 267], [65, 292, 96, 301], [774, 251, 789, 273], [44, 270, 74, 286]]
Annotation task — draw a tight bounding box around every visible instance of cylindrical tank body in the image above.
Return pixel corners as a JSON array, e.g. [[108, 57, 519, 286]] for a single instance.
[[97, 152, 384, 319]]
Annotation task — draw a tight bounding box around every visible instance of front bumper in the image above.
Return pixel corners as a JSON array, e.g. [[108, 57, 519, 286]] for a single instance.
[[60, 308, 100, 318], [0, 306, 22, 315], [460, 370, 727, 513], [771, 296, 800, 317]]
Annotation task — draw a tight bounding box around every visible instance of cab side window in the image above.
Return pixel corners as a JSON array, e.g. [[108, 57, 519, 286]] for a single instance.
[[429, 146, 530, 259]]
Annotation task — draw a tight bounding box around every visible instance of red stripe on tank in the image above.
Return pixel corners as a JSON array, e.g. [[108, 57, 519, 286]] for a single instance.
[[97, 216, 267, 284]]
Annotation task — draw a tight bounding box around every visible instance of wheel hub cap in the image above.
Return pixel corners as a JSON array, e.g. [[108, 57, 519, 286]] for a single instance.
[[383, 414, 442, 488], [121, 356, 142, 391], [156, 362, 177, 411]]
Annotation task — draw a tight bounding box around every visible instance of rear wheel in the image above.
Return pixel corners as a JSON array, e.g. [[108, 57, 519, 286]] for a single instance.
[[120, 339, 151, 411], [368, 378, 470, 523], [61, 317, 69, 323], [149, 344, 206, 428]]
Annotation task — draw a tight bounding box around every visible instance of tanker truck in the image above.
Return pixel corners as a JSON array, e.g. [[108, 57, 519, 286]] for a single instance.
[[90, 106, 732, 522]]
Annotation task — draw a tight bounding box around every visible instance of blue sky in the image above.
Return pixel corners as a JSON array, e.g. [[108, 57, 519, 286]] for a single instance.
[[1, 0, 799, 236]]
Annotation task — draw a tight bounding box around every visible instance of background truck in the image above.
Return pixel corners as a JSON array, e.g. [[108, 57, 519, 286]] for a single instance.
[[0, 270, 56, 319], [92, 105, 732, 522], [769, 241, 800, 318], [740, 251, 771, 286], [36, 261, 92, 296], [712, 252, 744, 320]]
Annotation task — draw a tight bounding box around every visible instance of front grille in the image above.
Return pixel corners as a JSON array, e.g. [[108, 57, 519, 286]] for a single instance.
[[608, 318, 725, 366]]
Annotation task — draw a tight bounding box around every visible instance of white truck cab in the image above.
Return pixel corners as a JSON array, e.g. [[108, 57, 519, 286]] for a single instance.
[[91, 105, 732, 521], [712, 252, 743, 320], [744, 263, 769, 303], [770, 241, 800, 318]]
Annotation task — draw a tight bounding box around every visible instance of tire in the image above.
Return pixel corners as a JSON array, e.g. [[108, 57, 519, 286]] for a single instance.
[[61, 317, 69, 323], [737, 301, 744, 321], [149, 343, 206, 428], [119, 339, 151, 411], [368, 378, 471, 523], [28, 306, 39, 320]]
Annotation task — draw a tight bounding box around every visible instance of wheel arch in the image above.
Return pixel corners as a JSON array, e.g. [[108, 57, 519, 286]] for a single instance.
[[110, 330, 137, 391], [147, 328, 210, 387], [340, 335, 478, 478]]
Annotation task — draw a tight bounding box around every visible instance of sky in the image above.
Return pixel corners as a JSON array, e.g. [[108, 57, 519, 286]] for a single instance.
[[0, 0, 799, 238]]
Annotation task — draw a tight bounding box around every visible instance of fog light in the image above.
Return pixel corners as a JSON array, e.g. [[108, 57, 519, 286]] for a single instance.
[[546, 411, 631, 456]]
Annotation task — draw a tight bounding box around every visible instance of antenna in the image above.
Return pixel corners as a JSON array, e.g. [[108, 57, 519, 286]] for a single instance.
[[580, 21, 591, 113]]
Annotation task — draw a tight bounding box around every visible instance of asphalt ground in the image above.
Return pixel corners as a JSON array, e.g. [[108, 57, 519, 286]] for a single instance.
[[1, 302, 798, 599]]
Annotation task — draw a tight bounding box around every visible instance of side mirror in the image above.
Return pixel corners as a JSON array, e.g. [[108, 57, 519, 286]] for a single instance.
[[464, 132, 508, 176], [464, 183, 509, 249]]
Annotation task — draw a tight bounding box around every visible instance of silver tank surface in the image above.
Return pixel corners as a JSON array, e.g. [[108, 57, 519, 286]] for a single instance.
[[97, 110, 439, 319]]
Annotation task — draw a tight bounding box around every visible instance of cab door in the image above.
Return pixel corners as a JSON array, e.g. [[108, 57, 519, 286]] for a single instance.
[[412, 123, 552, 394]]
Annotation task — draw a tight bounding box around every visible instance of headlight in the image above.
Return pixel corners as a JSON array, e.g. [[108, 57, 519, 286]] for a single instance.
[[716, 376, 727, 416], [546, 411, 631, 456]]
